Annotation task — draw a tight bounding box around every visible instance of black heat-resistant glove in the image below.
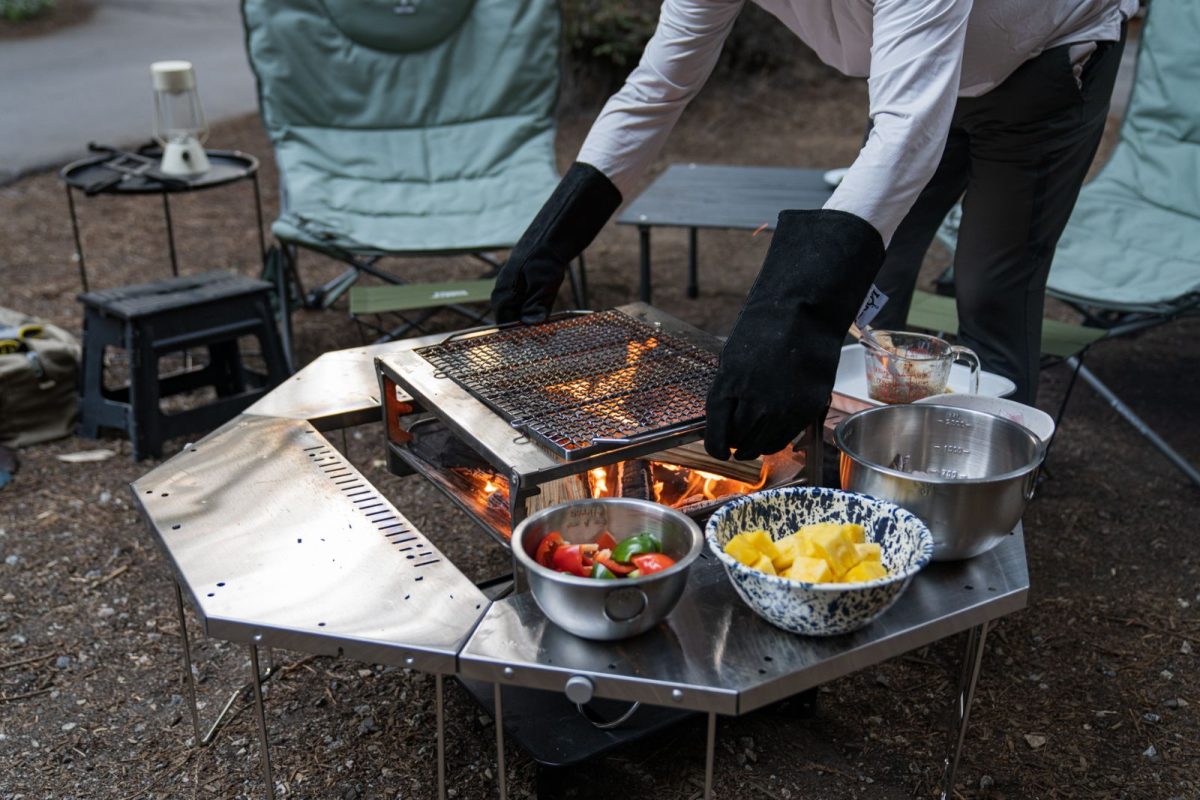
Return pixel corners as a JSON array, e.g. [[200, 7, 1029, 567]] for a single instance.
[[491, 162, 622, 324], [705, 209, 886, 461]]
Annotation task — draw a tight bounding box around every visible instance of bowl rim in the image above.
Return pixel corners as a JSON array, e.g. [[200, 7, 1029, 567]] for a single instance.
[[703, 486, 934, 591], [834, 403, 1047, 486], [912, 393, 1056, 444], [512, 497, 704, 587]]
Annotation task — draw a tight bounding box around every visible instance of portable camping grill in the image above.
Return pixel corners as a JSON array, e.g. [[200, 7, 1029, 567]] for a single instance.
[[414, 310, 717, 459], [376, 304, 818, 542]]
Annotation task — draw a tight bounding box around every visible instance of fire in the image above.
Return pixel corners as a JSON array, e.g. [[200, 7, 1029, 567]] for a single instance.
[[483, 478, 499, 495], [580, 460, 766, 508], [654, 462, 765, 503], [544, 337, 660, 431], [589, 467, 609, 498]]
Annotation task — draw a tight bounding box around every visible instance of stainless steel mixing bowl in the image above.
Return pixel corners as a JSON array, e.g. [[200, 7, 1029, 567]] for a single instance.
[[835, 404, 1046, 561], [511, 498, 703, 641]]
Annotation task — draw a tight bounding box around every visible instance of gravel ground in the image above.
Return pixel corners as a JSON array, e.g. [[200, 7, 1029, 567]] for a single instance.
[[0, 57, 1197, 800]]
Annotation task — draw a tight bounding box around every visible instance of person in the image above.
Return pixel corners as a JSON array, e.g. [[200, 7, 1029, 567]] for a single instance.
[[491, 0, 1137, 462]]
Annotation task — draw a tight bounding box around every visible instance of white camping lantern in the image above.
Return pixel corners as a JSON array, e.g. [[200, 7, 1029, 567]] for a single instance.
[[151, 60, 210, 176]]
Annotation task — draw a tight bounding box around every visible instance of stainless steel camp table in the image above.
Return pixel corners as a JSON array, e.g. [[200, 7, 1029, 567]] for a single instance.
[[461, 533, 1027, 800], [132, 334, 489, 800], [132, 331, 1031, 800]]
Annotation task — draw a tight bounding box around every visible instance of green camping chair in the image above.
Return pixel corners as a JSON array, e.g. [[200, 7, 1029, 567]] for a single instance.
[[242, 0, 587, 358], [923, 1, 1200, 486]]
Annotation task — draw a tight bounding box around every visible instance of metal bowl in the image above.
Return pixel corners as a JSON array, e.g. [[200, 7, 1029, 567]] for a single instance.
[[836, 404, 1046, 561], [511, 498, 704, 641]]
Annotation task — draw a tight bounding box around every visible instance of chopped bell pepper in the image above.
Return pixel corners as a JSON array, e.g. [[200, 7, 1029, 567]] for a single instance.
[[590, 562, 619, 580], [551, 544, 590, 577], [611, 533, 662, 564], [631, 553, 676, 575], [535, 532, 564, 567], [595, 531, 618, 551], [595, 552, 636, 575]]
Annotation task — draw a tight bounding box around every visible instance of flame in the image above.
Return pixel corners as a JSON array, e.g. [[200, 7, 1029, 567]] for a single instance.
[[589, 467, 609, 499], [484, 479, 499, 495], [544, 337, 660, 431]]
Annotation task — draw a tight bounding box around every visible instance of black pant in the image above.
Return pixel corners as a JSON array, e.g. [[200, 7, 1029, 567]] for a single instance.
[[869, 30, 1126, 404]]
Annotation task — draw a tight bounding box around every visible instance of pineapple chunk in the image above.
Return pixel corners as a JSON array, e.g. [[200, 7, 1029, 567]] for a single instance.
[[785, 556, 834, 583], [772, 533, 805, 571], [743, 529, 780, 562], [841, 523, 866, 545], [854, 542, 882, 563], [806, 524, 862, 577], [752, 554, 777, 576], [843, 560, 888, 583], [723, 534, 761, 567]]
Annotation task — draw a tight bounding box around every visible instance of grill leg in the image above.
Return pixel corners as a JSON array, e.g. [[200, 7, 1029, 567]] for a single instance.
[[940, 621, 989, 799], [249, 643, 276, 799], [494, 683, 507, 800], [704, 712, 717, 800], [436, 674, 446, 800]]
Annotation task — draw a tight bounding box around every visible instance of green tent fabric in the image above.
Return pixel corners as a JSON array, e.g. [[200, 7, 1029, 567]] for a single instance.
[[242, 0, 561, 255], [1047, 1, 1200, 312]]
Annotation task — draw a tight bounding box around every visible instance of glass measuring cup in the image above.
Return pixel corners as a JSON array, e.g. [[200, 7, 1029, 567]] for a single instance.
[[861, 329, 980, 404]]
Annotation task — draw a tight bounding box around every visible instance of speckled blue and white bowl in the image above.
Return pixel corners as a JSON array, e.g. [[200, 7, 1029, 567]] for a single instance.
[[705, 486, 933, 636]]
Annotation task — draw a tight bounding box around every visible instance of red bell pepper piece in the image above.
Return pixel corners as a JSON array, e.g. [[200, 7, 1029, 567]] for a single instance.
[[595, 531, 618, 552], [595, 552, 636, 576], [535, 532, 563, 568], [551, 544, 590, 577], [631, 553, 676, 575]]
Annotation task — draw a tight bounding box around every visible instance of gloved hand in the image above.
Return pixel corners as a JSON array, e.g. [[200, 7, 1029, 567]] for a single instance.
[[491, 162, 622, 324], [705, 210, 885, 461]]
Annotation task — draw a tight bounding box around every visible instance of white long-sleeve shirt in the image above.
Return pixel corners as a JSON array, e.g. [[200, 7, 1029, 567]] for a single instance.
[[577, 0, 1137, 245]]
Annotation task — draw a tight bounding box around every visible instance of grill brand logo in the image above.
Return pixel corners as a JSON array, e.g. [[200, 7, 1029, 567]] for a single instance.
[[393, 0, 420, 14], [431, 289, 469, 300]]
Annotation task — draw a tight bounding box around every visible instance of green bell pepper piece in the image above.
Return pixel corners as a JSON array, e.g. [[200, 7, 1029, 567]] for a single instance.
[[611, 533, 661, 564], [591, 562, 619, 580]]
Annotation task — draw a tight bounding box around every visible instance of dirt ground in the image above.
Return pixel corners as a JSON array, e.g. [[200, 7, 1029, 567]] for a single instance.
[[1, 52, 1198, 800]]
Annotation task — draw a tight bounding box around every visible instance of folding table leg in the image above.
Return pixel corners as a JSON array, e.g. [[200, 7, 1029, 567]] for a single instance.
[[248, 642, 276, 799], [638, 225, 652, 303], [494, 683, 507, 800], [436, 674, 447, 800], [940, 621, 989, 799], [172, 581, 276, 748], [704, 711, 717, 800], [687, 227, 699, 299]]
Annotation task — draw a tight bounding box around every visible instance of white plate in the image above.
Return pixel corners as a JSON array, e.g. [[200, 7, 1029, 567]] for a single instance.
[[823, 167, 849, 188], [833, 343, 1016, 405], [914, 394, 1055, 444]]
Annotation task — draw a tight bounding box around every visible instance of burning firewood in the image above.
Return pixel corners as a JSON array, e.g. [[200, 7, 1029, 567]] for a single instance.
[[654, 441, 764, 485], [618, 460, 653, 499]]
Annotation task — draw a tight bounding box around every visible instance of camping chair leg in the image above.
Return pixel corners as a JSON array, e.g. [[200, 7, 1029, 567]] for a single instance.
[[1068, 356, 1200, 486], [307, 267, 360, 310], [266, 246, 295, 372]]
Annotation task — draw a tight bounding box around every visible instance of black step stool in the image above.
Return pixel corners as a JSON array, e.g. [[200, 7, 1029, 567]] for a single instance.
[[78, 271, 290, 460]]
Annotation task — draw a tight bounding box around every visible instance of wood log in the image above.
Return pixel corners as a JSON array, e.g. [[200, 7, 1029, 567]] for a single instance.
[[524, 474, 590, 515], [618, 460, 653, 500], [653, 441, 764, 485]]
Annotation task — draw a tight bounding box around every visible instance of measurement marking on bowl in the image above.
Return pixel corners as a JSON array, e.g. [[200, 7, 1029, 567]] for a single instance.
[[932, 444, 971, 455]]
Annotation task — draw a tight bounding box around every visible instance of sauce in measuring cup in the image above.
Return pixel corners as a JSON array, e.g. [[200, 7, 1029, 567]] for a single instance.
[[861, 329, 980, 404]]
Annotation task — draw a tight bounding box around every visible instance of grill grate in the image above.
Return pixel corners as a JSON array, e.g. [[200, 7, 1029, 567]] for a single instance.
[[415, 311, 718, 459]]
